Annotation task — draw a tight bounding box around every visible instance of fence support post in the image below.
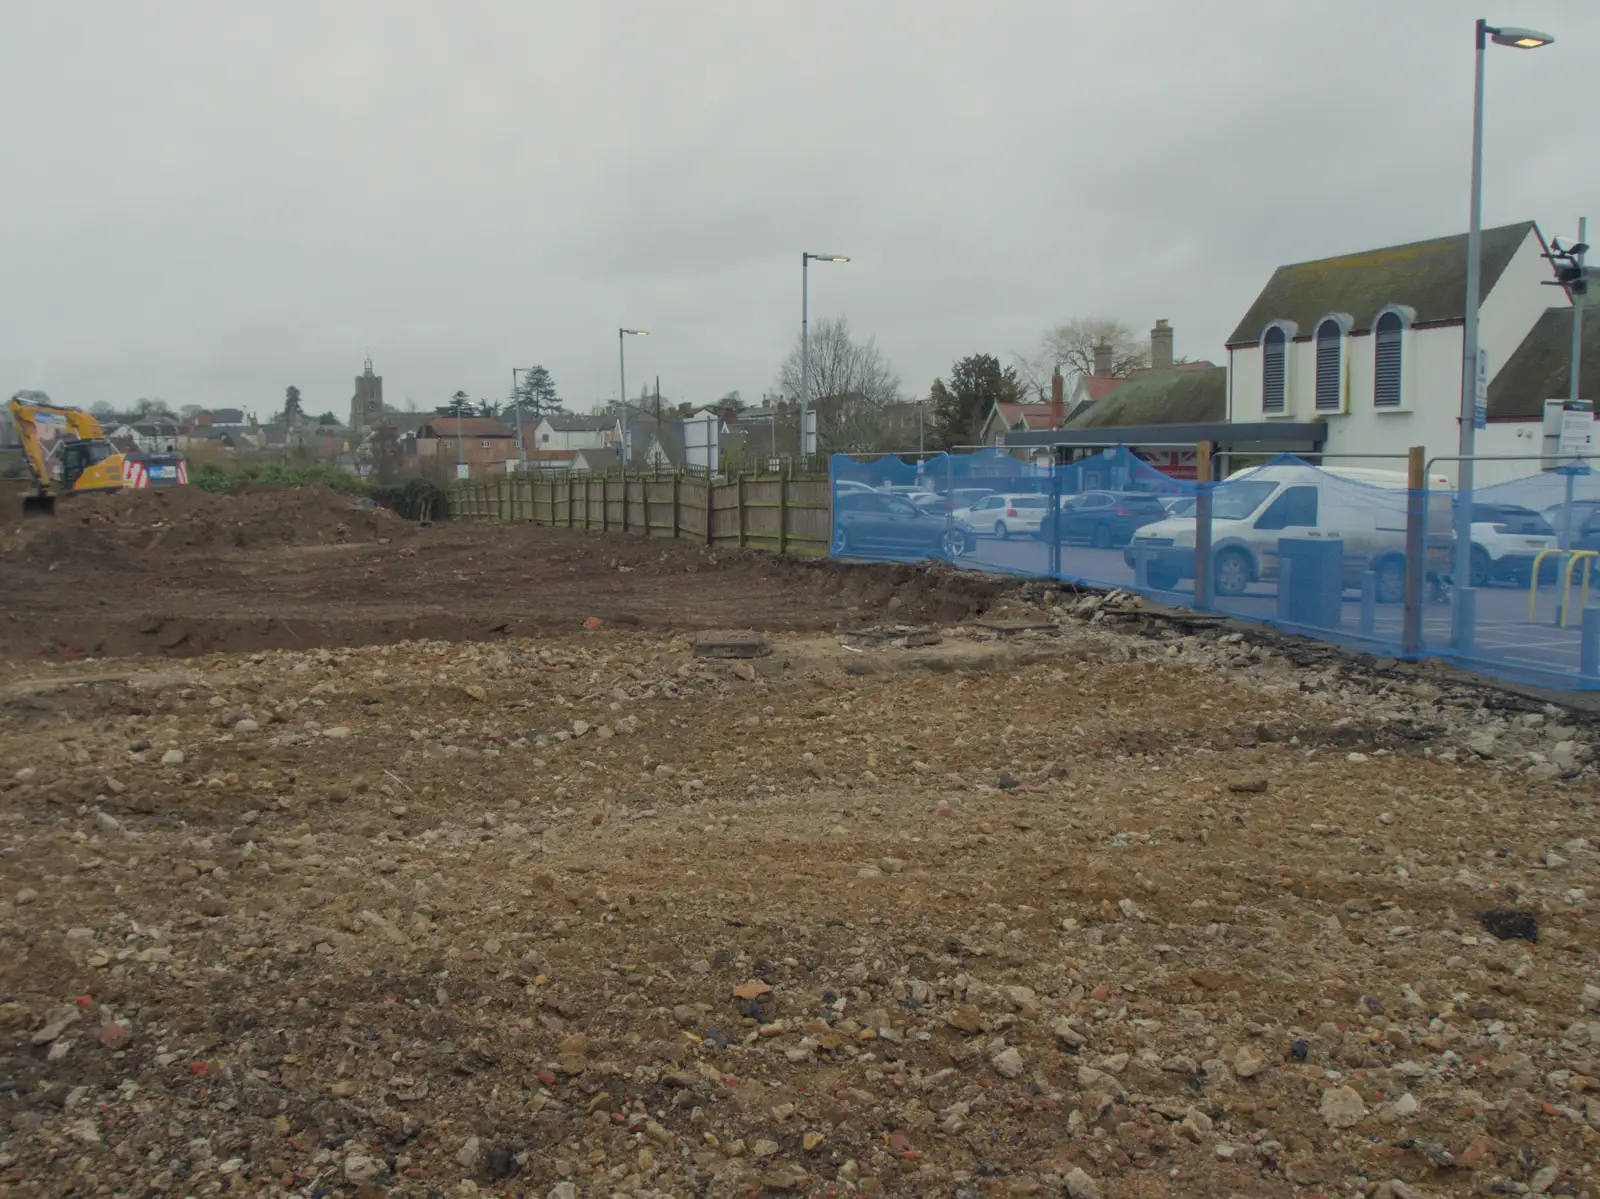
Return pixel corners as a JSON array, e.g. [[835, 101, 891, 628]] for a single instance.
[[737, 473, 747, 549], [1193, 440, 1214, 609], [566, 474, 574, 529], [1402, 445, 1425, 656], [1360, 570, 1378, 637], [778, 460, 790, 556], [1582, 606, 1600, 680], [1134, 543, 1150, 590], [705, 478, 715, 546], [1048, 462, 1062, 579], [672, 473, 681, 538], [1275, 559, 1294, 624]]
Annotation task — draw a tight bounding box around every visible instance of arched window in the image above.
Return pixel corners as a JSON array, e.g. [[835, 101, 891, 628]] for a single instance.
[[1374, 310, 1404, 408], [1314, 319, 1343, 411], [1263, 326, 1287, 413]]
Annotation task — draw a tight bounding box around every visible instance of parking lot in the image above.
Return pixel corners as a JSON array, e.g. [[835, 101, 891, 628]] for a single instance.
[[851, 516, 1600, 687]]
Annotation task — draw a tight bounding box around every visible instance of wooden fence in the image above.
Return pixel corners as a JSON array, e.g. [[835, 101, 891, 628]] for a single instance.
[[447, 468, 832, 555]]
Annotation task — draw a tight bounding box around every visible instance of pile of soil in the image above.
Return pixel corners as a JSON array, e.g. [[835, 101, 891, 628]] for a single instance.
[[31, 484, 411, 553]]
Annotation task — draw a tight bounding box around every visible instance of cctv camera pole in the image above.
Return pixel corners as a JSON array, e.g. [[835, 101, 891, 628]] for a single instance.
[[1561, 217, 1587, 551], [1571, 218, 1586, 416]]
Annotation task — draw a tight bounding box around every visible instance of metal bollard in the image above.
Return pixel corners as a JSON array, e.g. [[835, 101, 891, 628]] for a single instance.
[[1275, 560, 1294, 624], [1134, 544, 1149, 590], [1360, 570, 1377, 638], [1584, 606, 1600, 680]]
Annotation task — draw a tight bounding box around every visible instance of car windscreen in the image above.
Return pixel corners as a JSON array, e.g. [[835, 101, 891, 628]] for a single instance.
[[1209, 481, 1277, 522]]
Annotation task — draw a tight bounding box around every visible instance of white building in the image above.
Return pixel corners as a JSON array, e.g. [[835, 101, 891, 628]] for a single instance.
[[534, 414, 618, 452], [1225, 221, 1583, 485]]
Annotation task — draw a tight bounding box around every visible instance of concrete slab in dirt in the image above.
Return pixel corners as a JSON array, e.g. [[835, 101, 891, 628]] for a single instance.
[[693, 630, 772, 659]]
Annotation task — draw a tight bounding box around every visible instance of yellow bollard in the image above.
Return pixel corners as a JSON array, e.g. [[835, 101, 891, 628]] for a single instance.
[[1559, 550, 1600, 629], [1529, 548, 1567, 622]]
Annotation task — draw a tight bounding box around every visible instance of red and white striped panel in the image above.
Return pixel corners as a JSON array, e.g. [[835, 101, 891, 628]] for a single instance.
[[121, 459, 150, 489], [176, 460, 188, 485]]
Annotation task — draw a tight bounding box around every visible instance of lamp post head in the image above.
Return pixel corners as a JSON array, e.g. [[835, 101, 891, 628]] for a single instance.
[[620, 328, 649, 337], [1489, 25, 1554, 48], [805, 253, 851, 263]]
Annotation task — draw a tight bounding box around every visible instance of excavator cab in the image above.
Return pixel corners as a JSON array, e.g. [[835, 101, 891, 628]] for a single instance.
[[60, 438, 114, 490]]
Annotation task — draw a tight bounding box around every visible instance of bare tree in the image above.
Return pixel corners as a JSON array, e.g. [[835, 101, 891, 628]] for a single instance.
[[1015, 318, 1148, 397], [776, 317, 902, 453]]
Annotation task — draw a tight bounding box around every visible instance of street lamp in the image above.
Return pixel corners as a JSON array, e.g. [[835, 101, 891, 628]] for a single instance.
[[801, 253, 850, 459], [510, 367, 531, 463], [619, 328, 649, 464], [1453, 17, 1554, 647]]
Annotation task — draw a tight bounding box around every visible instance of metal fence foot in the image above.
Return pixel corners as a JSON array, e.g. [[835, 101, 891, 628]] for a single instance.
[[1360, 570, 1377, 638]]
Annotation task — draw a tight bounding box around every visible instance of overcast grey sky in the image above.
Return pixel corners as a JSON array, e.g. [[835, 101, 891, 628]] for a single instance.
[[2, 0, 1595, 419]]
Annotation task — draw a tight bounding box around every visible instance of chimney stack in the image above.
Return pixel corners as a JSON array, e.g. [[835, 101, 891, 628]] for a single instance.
[[1150, 319, 1174, 371], [1092, 341, 1113, 377], [1049, 367, 1065, 427]]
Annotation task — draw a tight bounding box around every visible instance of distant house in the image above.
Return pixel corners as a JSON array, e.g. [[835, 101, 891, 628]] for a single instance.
[[571, 447, 621, 473], [535, 413, 619, 451], [416, 416, 518, 477], [110, 420, 182, 453]]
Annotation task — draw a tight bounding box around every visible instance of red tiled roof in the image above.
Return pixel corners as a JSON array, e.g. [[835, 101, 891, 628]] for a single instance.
[[527, 449, 578, 461], [418, 417, 515, 438]]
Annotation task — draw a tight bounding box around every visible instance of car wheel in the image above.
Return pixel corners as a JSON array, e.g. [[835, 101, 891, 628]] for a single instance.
[[1147, 568, 1180, 591], [1213, 549, 1252, 597], [832, 526, 851, 556], [938, 528, 969, 559], [1375, 557, 1406, 604], [993, 521, 1009, 541], [1469, 546, 1490, 588], [1090, 523, 1113, 549]]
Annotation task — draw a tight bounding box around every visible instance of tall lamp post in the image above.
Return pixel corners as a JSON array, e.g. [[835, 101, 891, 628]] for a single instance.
[[801, 253, 849, 459], [619, 328, 649, 464], [510, 367, 529, 464], [1454, 19, 1554, 647]]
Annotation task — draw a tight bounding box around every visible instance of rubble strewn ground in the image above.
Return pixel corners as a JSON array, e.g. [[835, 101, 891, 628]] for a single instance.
[[4, 500, 1600, 1198]]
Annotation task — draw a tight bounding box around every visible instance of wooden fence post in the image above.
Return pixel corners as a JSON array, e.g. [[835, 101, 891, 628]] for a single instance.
[[705, 478, 715, 546], [602, 476, 609, 533], [622, 474, 630, 534], [1402, 445, 1425, 656], [778, 461, 789, 555], [567, 474, 575, 528], [737, 473, 746, 549], [1193, 440, 1213, 609], [671, 473, 681, 538]]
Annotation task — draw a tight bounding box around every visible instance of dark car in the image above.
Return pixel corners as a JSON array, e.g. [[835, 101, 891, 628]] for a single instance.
[[832, 491, 965, 559], [1036, 490, 1170, 548]]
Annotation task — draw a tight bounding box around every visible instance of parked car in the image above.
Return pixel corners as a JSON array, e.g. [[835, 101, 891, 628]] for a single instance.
[[834, 479, 878, 495], [1541, 499, 1600, 550], [1124, 463, 1452, 601], [879, 484, 935, 498], [832, 491, 966, 558], [1037, 490, 1170, 548], [952, 493, 1050, 540], [1470, 503, 1556, 586]]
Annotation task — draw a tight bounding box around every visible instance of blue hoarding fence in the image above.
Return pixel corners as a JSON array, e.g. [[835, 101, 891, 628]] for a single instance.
[[831, 445, 1600, 692]]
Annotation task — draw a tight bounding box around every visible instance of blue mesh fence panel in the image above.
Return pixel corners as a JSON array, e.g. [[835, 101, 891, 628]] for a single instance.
[[829, 450, 1600, 690]]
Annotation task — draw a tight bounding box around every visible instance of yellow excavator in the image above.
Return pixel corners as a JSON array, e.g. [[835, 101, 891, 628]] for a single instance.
[[8, 391, 188, 517]]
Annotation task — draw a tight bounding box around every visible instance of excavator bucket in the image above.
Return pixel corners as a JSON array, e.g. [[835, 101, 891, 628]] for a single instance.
[[21, 493, 56, 519]]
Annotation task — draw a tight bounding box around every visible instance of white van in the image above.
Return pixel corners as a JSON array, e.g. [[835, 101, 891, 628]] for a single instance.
[[1123, 464, 1452, 602]]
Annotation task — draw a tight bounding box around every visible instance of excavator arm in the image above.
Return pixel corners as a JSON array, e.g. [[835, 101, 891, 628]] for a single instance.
[[7, 391, 63, 492]]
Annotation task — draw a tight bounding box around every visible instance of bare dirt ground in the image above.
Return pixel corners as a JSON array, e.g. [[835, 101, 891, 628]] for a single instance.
[[3, 490, 1600, 1199], [0, 488, 1001, 662]]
